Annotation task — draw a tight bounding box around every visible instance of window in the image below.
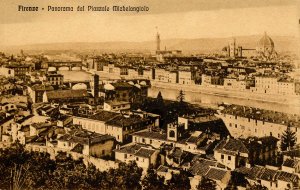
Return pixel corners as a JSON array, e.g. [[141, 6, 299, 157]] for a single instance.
[[136, 157, 139, 161], [228, 156, 231, 160], [221, 154, 224, 160], [142, 138, 145, 143], [124, 154, 127, 159], [235, 124, 237, 128], [150, 140, 152, 144], [102, 150, 105, 155], [169, 130, 175, 138]]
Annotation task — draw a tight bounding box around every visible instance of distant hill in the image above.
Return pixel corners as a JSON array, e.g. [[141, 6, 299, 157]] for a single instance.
[[1, 35, 299, 55]]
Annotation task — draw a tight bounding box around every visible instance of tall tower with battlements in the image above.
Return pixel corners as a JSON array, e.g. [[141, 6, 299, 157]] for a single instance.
[[156, 31, 161, 52]]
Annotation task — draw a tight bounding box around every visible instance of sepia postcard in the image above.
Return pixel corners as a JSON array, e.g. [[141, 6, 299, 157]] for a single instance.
[[0, 0, 300, 189]]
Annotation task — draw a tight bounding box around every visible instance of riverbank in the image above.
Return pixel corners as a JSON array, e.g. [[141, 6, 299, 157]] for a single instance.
[[149, 82, 300, 115], [151, 81, 300, 106]]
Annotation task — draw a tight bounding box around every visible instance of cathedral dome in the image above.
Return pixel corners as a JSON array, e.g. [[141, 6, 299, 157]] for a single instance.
[[257, 32, 274, 50]]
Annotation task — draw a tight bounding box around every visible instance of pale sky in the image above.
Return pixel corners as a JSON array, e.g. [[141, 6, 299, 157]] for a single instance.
[[0, 0, 299, 46]]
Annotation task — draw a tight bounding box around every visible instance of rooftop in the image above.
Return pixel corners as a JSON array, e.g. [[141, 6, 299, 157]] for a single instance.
[[214, 138, 249, 155], [189, 157, 220, 176], [219, 104, 300, 128], [282, 158, 300, 168], [132, 131, 167, 141], [31, 84, 54, 91], [105, 100, 130, 106], [237, 166, 299, 183], [106, 115, 149, 128], [46, 89, 89, 100], [115, 144, 156, 158], [205, 167, 229, 181], [58, 130, 114, 145], [135, 148, 156, 158]]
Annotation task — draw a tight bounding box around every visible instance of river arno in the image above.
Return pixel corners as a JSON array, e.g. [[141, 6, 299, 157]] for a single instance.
[[148, 86, 300, 115]]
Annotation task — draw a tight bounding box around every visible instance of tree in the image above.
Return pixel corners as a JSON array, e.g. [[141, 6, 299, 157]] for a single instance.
[[103, 161, 143, 190], [167, 171, 191, 190], [246, 184, 268, 190], [281, 125, 297, 151], [197, 177, 217, 190], [156, 91, 164, 104], [177, 90, 185, 103], [142, 168, 167, 190], [0, 143, 144, 190]]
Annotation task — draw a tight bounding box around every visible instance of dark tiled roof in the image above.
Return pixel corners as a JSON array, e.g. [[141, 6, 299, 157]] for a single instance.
[[186, 136, 199, 144], [111, 82, 134, 89], [282, 149, 300, 158], [220, 104, 300, 128], [105, 100, 130, 106], [31, 122, 54, 130], [205, 167, 229, 181], [132, 131, 167, 141], [189, 158, 218, 176], [259, 168, 278, 181], [31, 84, 54, 91], [282, 158, 299, 168], [215, 138, 249, 155], [135, 148, 156, 158], [277, 171, 299, 183], [115, 144, 143, 154], [239, 166, 299, 183], [46, 89, 88, 100], [84, 110, 120, 122], [115, 144, 156, 158], [20, 125, 30, 132], [58, 131, 114, 145], [0, 115, 14, 125], [157, 165, 169, 172], [71, 143, 84, 153], [106, 115, 149, 128], [16, 115, 34, 124]]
